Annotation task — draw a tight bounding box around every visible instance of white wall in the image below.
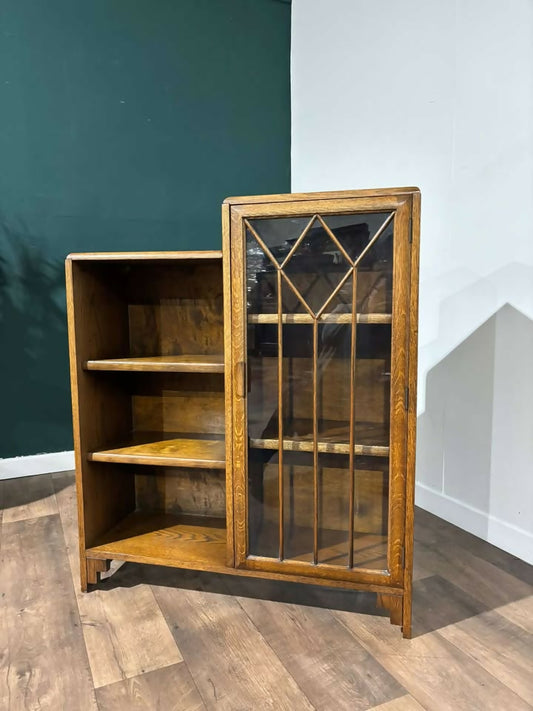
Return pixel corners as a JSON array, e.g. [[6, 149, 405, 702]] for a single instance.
[[292, 0, 533, 563]]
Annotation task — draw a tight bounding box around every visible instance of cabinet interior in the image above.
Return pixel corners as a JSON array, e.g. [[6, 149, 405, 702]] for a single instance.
[[69, 255, 227, 569]]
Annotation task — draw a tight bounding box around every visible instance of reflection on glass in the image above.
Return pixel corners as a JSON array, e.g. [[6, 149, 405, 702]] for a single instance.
[[282, 219, 350, 316], [248, 448, 279, 558], [246, 211, 394, 569]]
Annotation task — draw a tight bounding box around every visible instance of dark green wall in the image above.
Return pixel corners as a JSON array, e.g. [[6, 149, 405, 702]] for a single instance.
[[0, 0, 291, 458]]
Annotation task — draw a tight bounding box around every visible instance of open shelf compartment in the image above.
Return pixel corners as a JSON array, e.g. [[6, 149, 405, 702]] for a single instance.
[[86, 511, 227, 571], [84, 370, 226, 468], [69, 253, 224, 371], [67, 252, 230, 574], [82, 457, 228, 570]]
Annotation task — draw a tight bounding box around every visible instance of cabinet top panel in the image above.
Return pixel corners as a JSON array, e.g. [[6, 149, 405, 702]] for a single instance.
[[66, 250, 222, 262], [223, 187, 420, 206]]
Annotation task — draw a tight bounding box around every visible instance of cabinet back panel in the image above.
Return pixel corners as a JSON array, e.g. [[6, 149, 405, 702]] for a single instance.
[[135, 468, 225, 519], [127, 262, 223, 357], [131, 373, 225, 435], [83, 462, 136, 548]]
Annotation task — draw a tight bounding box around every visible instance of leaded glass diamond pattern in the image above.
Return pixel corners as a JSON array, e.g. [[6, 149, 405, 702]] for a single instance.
[[246, 212, 394, 317]]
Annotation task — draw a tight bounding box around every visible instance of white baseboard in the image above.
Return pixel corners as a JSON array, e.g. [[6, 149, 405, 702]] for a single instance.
[[0, 451, 75, 480], [415, 482, 533, 565]]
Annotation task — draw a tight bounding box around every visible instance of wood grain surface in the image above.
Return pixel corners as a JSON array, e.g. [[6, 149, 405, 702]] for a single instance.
[[2, 511, 98, 709], [85, 355, 225, 373], [153, 581, 316, 710], [95, 664, 206, 711], [1, 471, 532, 711], [1, 473, 58, 523], [52, 472, 182, 690], [89, 436, 226, 469], [232, 586, 404, 710], [67, 251, 222, 261]]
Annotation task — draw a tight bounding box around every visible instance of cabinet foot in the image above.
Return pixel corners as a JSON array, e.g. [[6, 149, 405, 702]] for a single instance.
[[85, 558, 110, 588], [376, 593, 403, 627]]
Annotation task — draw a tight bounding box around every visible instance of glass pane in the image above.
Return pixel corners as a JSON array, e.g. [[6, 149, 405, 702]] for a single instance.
[[245, 208, 394, 571], [283, 451, 314, 562], [281, 323, 313, 440], [318, 321, 351, 444], [317, 453, 351, 566], [323, 212, 392, 262], [353, 456, 389, 570], [247, 318, 279, 558], [354, 327, 391, 447], [247, 323, 278, 441], [246, 228, 277, 315], [283, 219, 351, 315], [280, 453, 389, 569], [356, 216, 394, 314], [248, 448, 279, 558], [248, 217, 315, 264]]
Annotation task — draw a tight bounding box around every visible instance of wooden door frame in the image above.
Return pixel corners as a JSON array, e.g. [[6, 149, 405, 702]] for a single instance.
[[225, 193, 413, 588]]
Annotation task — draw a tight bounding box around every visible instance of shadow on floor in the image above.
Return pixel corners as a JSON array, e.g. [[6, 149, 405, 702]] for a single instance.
[[0, 472, 71, 511], [98, 558, 390, 619], [94, 504, 532, 638], [3, 476, 530, 638]]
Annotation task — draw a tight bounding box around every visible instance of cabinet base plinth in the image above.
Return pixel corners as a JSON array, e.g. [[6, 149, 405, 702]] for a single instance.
[[85, 558, 111, 589], [377, 592, 404, 628]]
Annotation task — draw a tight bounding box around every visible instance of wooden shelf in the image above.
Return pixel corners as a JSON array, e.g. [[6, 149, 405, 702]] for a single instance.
[[249, 421, 389, 458], [85, 354, 224, 373], [250, 438, 389, 458], [248, 313, 392, 325], [67, 251, 222, 261], [86, 512, 227, 570], [89, 434, 225, 468]]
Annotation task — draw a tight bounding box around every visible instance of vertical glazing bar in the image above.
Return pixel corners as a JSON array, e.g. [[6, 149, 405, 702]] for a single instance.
[[349, 269, 357, 569], [313, 318, 319, 565], [277, 269, 284, 560]]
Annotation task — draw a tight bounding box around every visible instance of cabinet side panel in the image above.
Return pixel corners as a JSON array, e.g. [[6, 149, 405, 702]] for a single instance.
[[66, 260, 136, 559], [387, 200, 411, 585], [229, 207, 248, 566], [402, 192, 421, 638], [223, 203, 235, 566], [66, 259, 88, 590]]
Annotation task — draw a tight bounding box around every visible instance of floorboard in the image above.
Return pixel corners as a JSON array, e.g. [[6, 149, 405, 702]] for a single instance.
[[495, 595, 533, 633], [95, 663, 206, 711], [153, 575, 316, 710], [1, 471, 532, 711], [414, 540, 531, 609], [52, 471, 182, 689], [1, 514, 97, 710], [228, 577, 404, 711], [438, 609, 533, 704], [1, 473, 58, 523], [369, 696, 426, 711]]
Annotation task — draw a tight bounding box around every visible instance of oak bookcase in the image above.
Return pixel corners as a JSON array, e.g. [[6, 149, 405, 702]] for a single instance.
[[66, 187, 420, 637]]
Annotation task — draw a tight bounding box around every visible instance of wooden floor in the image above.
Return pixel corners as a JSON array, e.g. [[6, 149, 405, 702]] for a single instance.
[[1, 472, 532, 711]]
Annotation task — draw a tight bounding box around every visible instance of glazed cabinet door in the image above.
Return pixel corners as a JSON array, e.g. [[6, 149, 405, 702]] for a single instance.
[[226, 193, 413, 587]]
